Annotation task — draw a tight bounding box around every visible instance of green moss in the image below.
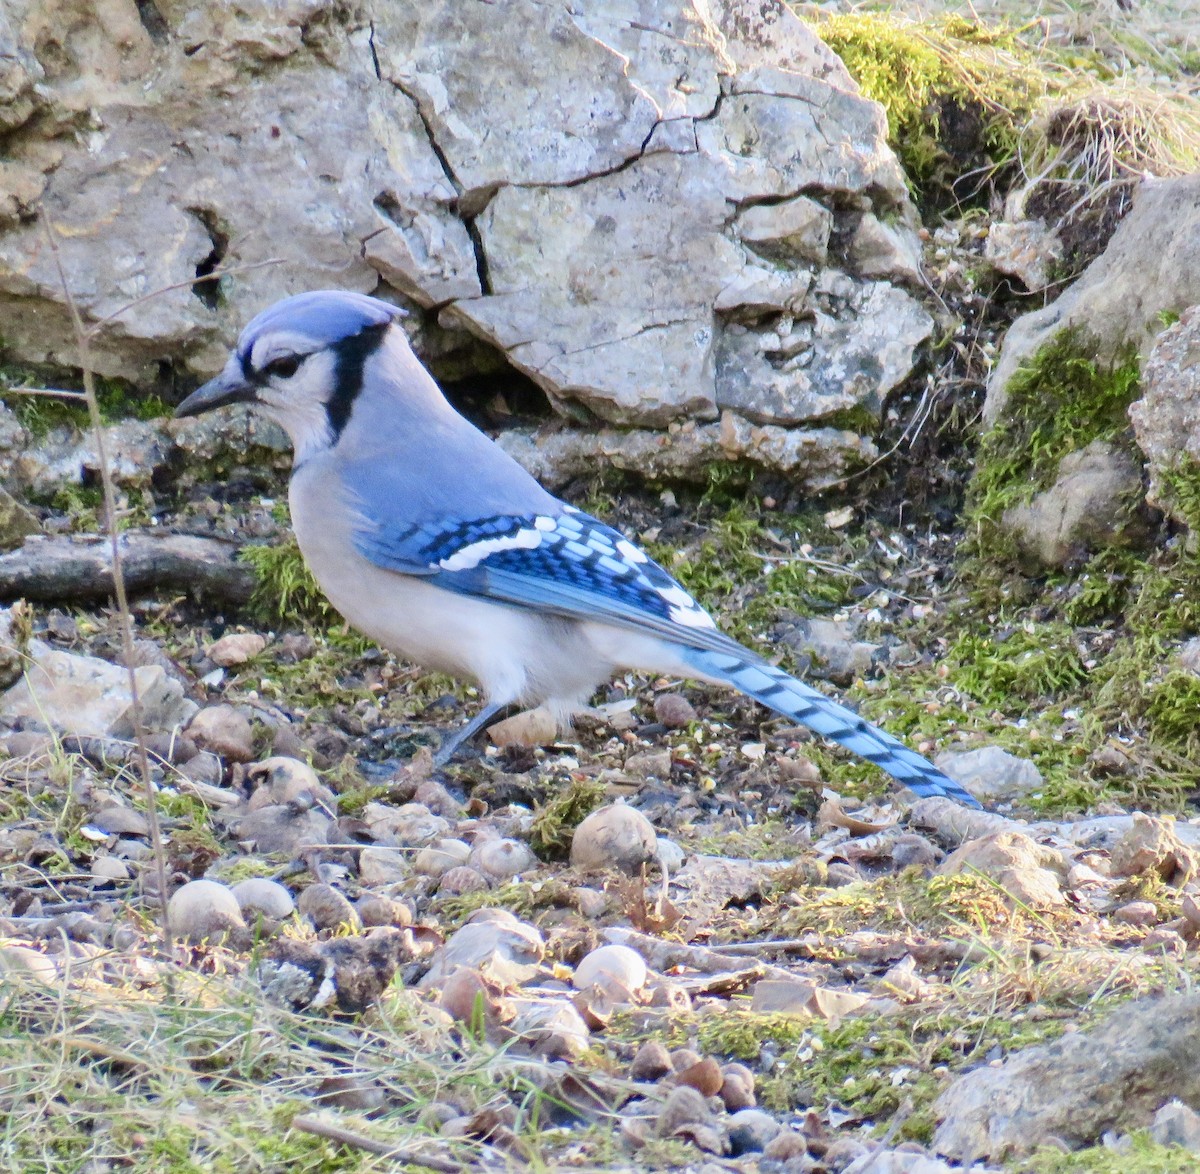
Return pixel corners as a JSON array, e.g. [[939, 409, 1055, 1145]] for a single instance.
[[528, 775, 607, 859], [1154, 454, 1200, 534], [1030, 1133, 1200, 1173], [1, 373, 169, 437], [810, 13, 1048, 203], [240, 535, 331, 626], [947, 622, 1089, 707], [694, 1009, 807, 1061], [963, 328, 1142, 569]]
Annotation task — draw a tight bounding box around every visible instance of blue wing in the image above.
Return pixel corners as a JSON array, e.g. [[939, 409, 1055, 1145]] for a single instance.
[[349, 491, 749, 658]]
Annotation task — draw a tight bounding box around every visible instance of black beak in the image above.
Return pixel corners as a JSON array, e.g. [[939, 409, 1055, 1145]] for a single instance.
[[175, 363, 256, 418]]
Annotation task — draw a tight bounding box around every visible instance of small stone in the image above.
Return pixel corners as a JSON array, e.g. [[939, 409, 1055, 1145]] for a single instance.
[[935, 745, 1043, 802], [297, 883, 360, 933], [233, 804, 332, 856], [88, 805, 149, 837], [231, 878, 295, 921], [653, 693, 697, 728], [412, 779, 464, 818], [167, 879, 246, 943], [438, 866, 491, 895], [727, 1108, 780, 1155], [672, 1055, 723, 1097], [630, 1039, 673, 1081], [358, 846, 409, 886], [624, 749, 672, 779], [1150, 1099, 1200, 1152], [573, 944, 648, 993], [277, 633, 316, 662], [440, 966, 510, 1028], [670, 1047, 702, 1073], [509, 997, 590, 1060], [938, 832, 1066, 909], [178, 750, 224, 786], [655, 1084, 714, 1137], [468, 837, 538, 882], [762, 1131, 809, 1162], [91, 856, 131, 882], [422, 915, 544, 987], [0, 945, 58, 983], [487, 706, 558, 750], [576, 887, 608, 919], [570, 802, 657, 874], [246, 757, 335, 811], [206, 632, 268, 667], [187, 705, 255, 763], [415, 839, 472, 877], [1112, 900, 1159, 926], [356, 895, 413, 928], [1110, 814, 1197, 884], [719, 1063, 756, 1111]]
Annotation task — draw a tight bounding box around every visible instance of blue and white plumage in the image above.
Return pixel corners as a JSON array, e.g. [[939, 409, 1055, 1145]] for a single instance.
[[176, 291, 981, 808]]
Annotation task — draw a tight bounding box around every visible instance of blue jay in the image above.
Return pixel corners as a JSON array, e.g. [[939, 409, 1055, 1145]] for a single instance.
[[176, 291, 980, 807]]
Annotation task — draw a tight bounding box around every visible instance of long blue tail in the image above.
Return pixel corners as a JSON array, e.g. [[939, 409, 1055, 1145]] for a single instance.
[[680, 646, 981, 808]]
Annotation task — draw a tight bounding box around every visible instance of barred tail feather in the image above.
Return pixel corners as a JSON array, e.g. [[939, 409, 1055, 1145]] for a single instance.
[[681, 647, 981, 809]]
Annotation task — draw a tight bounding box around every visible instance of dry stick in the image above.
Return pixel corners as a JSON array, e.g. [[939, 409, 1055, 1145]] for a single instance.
[[290, 1115, 465, 1173], [42, 219, 173, 945], [36, 232, 282, 943]]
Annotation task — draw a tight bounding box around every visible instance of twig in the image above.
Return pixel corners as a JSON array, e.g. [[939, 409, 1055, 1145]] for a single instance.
[[42, 218, 173, 945], [290, 1114, 464, 1172]]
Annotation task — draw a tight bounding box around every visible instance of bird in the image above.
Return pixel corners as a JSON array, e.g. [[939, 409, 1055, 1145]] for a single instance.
[[176, 290, 981, 808]]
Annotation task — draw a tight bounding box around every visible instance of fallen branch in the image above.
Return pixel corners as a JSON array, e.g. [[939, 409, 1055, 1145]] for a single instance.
[[0, 531, 255, 605], [290, 1114, 464, 1172]]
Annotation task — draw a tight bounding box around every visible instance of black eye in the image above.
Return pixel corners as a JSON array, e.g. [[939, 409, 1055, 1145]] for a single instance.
[[262, 354, 302, 380]]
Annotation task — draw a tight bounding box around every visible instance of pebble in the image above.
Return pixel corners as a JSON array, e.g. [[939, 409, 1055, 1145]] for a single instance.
[[653, 692, 697, 728], [207, 632, 267, 667], [570, 802, 657, 874], [727, 1108, 781, 1154], [187, 705, 256, 763], [297, 883, 361, 932], [231, 878, 295, 921], [167, 879, 246, 942], [573, 944, 648, 993]]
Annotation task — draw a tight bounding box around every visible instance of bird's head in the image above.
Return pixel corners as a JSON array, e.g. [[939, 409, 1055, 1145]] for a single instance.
[[175, 290, 406, 460]]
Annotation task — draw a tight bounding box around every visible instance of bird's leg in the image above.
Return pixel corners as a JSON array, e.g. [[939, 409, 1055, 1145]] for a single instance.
[[433, 701, 509, 767]]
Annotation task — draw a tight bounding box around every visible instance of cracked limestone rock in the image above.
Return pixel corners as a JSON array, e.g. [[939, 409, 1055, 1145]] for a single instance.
[[1, 0, 927, 487]]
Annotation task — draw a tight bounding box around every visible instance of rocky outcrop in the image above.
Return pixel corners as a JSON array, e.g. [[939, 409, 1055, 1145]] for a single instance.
[[985, 174, 1200, 423], [0, 0, 931, 487]]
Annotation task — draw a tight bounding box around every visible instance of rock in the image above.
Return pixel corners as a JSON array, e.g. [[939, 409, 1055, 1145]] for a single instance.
[[230, 878, 295, 922], [655, 1085, 727, 1153], [938, 832, 1066, 908], [233, 804, 332, 856], [727, 1108, 781, 1155], [206, 632, 267, 667], [297, 884, 361, 933], [848, 213, 923, 283], [573, 944, 648, 994], [763, 1132, 810, 1162], [1112, 900, 1159, 926], [167, 879, 246, 943], [1110, 814, 1197, 883], [630, 1039, 673, 1082], [467, 838, 538, 883], [0, 0, 928, 491], [179, 751, 224, 787], [653, 693, 697, 728], [509, 997, 590, 1061], [439, 966, 511, 1030], [414, 838, 472, 878], [90, 855, 131, 882], [673, 1055, 723, 1097], [750, 978, 871, 1024], [844, 1152, 962, 1174], [719, 1063, 757, 1112], [0, 945, 59, 984], [934, 746, 1043, 803], [570, 802, 657, 874], [0, 602, 30, 690], [987, 173, 1200, 424], [358, 846, 409, 887], [187, 705, 255, 763], [1132, 305, 1200, 529], [363, 802, 449, 847], [88, 805, 149, 837], [487, 707, 558, 750], [1000, 440, 1147, 570], [421, 914, 545, 987], [1, 641, 196, 738], [984, 218, 1063, 292], [437, 866, 490, 896], [1149, 1099, 1200, 1152], [498, 415, 879, 494], [737, 195, 832, 265], [623, 749, 672, 780], [0, 484, 38, 551], [777, 616, 880, 685], [355, 895, 413, 929], [245, 757, 336, 812], [933, 992, 1200, 1160]]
